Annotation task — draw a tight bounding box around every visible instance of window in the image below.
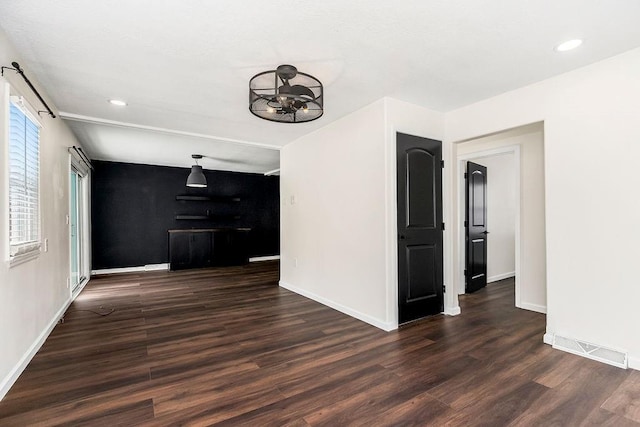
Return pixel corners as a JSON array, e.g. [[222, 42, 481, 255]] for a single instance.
[[8, 97, 41, 259]]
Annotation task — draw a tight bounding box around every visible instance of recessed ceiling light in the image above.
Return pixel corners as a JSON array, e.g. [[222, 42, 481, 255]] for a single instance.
[[108, 99, 127, 106], [555, 39, 583, 52]]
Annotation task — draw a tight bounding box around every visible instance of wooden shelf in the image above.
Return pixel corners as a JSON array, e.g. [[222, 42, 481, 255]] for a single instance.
[[175, 195, 241, 202], [175, 214, 241, 220], [175, 214, 209, 220]]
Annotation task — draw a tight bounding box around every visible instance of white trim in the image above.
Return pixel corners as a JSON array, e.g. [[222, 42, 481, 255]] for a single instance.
[[280, 281, 396, 332], [629, 355, 640, 371], [443, 140, 456, 323], [384, 117, 399, 335], [543, 333, 554, 345], [249, 255, 280, 262], [7, 249, 40, 267], [3, 82, 9, 264], [520, 302, 547, 314], [59, 112, 282, 151], [456, 145, 521, 309], [72, 276, 90, 298], [68, 163, 91, 295], [443, 306, 461, 316], [9, 95, 43, 128], [0, 295, 72, 401], [263, 168, 280, 176], [488, 271, 516, 283], [91, 263, 169, 275], [144, 263, 169, 271]]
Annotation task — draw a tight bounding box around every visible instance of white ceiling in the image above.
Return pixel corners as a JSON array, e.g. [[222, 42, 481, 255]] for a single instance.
[[1, 1, 640, 172]]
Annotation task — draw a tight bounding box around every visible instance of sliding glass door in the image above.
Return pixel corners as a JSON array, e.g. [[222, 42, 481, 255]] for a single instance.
[[70, 168, 85, 292]]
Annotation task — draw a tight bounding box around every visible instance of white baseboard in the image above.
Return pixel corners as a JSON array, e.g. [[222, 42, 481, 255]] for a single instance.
[[444, 306, 461, 316], [543, 333, 554, 345], [488, 272, 516, 283], [279, 281, 396, 332], [0, 295, 72, 401], [519, 302, 547, 314], [249, 255, 280, 262], [628, 355, 640, 371], [144, 263, 169, 271], [91, 263, 169, 275], [92, 258, 280, 274]]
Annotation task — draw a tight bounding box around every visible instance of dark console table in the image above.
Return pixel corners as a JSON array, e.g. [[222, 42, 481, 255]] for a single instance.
[[168, 228, 250, 271]]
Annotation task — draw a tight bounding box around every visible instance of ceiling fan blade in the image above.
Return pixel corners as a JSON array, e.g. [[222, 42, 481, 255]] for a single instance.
[[290, 85, 314, 99]]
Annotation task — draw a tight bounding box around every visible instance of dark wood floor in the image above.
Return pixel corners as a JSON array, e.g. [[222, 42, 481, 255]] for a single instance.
[[1, 262, 639, 426]]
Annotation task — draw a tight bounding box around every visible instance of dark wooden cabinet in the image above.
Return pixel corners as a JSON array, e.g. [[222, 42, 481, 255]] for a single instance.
[[168, 232, 192, 270], [169, 228, 250, 270], [212, 229, 250, 266], [190, 231, 213, 267]]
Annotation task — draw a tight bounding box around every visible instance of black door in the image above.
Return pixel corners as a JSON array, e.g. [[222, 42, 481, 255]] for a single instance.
[[465, 161, 488, 293], [397, 133, 444, 324]]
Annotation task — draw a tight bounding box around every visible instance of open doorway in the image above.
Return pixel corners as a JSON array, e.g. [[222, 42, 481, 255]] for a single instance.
[[454, 123, 546, 313], [460, 152, 517, 293]]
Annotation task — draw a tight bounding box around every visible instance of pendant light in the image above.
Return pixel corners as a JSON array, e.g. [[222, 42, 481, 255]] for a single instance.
[[186, 154, 207, 188]]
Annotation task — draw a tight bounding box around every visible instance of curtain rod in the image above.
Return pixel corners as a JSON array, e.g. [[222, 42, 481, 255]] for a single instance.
[[1, 61, 56, 119]]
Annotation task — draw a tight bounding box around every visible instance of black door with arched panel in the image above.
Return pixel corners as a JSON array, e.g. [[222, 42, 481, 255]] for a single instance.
[[397, 133, 444, 324], [465, 161, 488, 293]]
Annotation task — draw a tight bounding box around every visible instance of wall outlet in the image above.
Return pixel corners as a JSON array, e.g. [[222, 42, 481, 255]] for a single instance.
[[294, 258, 298, 267], [66, 277, 70, 288], [43, 238, 48, 252], [290, 195, 295, 205]]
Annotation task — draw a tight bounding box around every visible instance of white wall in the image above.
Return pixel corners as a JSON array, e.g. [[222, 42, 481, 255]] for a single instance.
[[280, 98, 445, 330], [456, 125, 546, 313], [280, 99, 390, 328], [0, 29, 85, 399], [446, 47, 640, 368], [463, 153, 516, 284]]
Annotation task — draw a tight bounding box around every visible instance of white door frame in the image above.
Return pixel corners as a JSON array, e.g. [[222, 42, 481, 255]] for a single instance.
[[69, 156, 91, 298], [457, 145, 522, 308]]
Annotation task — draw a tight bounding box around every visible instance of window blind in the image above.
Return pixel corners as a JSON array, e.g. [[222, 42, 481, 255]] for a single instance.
[[8, 101, 41, 257]]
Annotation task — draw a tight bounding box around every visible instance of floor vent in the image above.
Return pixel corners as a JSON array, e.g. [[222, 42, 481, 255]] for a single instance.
[[552, 335, 628, 369]]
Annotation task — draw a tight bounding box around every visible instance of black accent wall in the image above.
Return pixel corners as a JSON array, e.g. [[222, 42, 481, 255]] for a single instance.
[[91, 161, 279, 270]]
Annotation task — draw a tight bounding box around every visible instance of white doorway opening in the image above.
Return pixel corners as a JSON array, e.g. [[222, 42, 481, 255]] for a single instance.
[[454, 123, 546, 313]]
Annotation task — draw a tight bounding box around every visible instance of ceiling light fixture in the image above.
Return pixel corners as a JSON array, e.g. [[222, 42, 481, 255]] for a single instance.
[[186, 154, 207, 188], [555, 39, 583, 52], [109, 99, 127, 106], [249, 64, 323, 123]]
